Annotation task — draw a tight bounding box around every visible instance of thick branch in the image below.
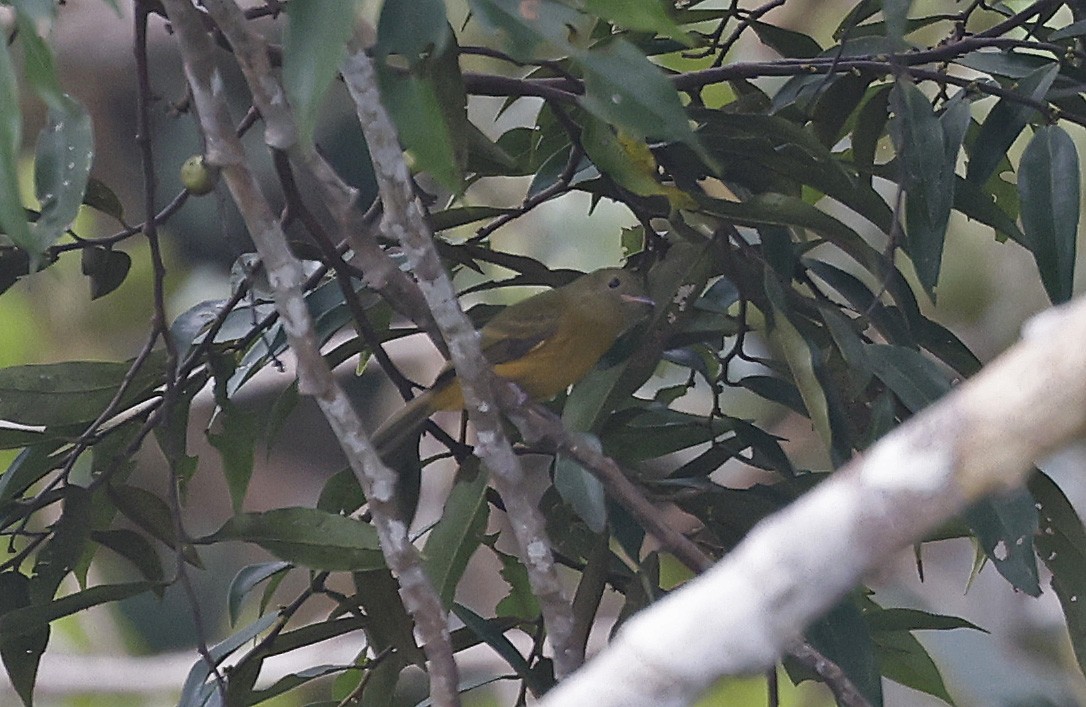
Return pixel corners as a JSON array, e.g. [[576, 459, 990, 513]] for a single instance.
[[541, 295, 1086, 705], [160, 2, 459, 703], [340, 41, 582, 678]]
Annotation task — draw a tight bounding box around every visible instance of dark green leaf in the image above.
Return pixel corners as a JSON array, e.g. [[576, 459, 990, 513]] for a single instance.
[[80, 246, 131, 299], [30, 486, 91, 604], [491, 545, 541, 621], [865, 607, 986, 633], [248, 664, 353, 704], [0, 571, 48, 707], [227, 562, 290, 626], [750, 21, 822, 58], [376, 0, 450, 63], [555, 449, 607, 533], [423, 465, 489, 607], [179, 612, 278, 707], [1019, 124, 1080, 304], [90, 529, 165, 586], [282, 0, 355, 145], [967, 63, 1059, 186], [740, 375, 808, 416], [81, 177, 124, 222], [0, 442, 64, 505], [355, 567, 425, 667], [201, 507, 384, 572], [0, 580, 157, 638], [865, 344, 950, 412], [317, 467, 366, 516], [1030, 471, 1086, 680], [30, 98, 93, 253], [468, 0, 583, 62], [793, 597, 883, 705], [0, 38, 33, 256], [585, 0, 691, 42], [430, 206, 515, 232], [452, 603, 550, 694], [964, 487, 1041, 596], [891, 82, 968, 294], [109, 483, 202, 568], [579, 39, 700, 151], [872, 627, 954, 704], [0, 357, 164, 426], [207, 405, 259, 514]]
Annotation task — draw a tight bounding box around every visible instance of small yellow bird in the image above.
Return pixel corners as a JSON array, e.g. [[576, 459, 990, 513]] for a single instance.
[[372, 267, 654, 457]]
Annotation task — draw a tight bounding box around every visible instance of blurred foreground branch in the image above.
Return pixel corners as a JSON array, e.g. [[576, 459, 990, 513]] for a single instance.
[[542, 296, 1086, 706]]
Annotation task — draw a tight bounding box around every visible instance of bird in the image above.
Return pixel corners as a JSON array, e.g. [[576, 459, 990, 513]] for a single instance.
[[371, 267, 655, 458]]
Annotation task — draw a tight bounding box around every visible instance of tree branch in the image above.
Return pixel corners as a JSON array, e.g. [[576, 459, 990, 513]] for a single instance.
[[159, 2, 460, 704], [540, 295, 1086, 705], [340, 41, 583, 679]]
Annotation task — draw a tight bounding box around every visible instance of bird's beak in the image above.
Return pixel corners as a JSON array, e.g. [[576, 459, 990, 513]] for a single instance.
[[621, 294, 655, 307]]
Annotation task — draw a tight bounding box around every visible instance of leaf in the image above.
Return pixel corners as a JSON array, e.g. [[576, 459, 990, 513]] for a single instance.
[[865, 344, 951, 412], [871, 627, 954, 704], [964, 487, 1041, 596], [791, 596, 883, 705], [179, 612, 278, 707], [200, 507, 384, 572], [891, 82, 969, 295], [966, 63, 1059, 186], [423, 465, 490, 608], [0, 571, 48, 707], [584, 0, 693, 44], [282, 0, 357, 145], [30, 97, 93, 253], [0, 36, 33, 256], [468, 0, 584, 62], [0, 442, 63, 505], [109, 483, 202, 568], [30, 485, 91, 604], [206, 405, 259, 513], [0, 357, 164, 426], [376, 0, 450, 63], [90, 529, 165, 587], [0, 580, 157, 638], [227, 562, 290, 626], [1029, 471, 1086, 680], [81, 176, 124, 222], [865, 607, 986, 633], [555, 449, 607, 533], [80, 246, 131, 299], [579, 39, 701, 151], [452, 603, 551, 694], [1019, 124, 1080, 304], [492, 545, 541, 621]]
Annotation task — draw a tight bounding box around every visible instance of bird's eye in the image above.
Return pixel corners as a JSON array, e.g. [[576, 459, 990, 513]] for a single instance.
[[608, 277, 622, 289]]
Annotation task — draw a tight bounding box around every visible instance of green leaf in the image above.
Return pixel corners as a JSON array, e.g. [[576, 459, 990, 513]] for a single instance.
[[468, 0, 583, 61], [30, 486, 92, 604], [584, 0, 693, 44], [90, 529, 165, 587], [0, 358, 164, 426], [201, 507, 384, 572], [283, 0, 357, 145], [109, 483, 202, 568], [579, 39, 700, 151], [179, 612, 278, 707], [750, 20, 823, 58], [1019, 124, 1080, 304], [964, 487, 1041, 596], [0, 442, 64, 505], [355, 567, 425, 667], [452, 603, 550, 694], [865, 607, 986, 633], [81, 177, 124, 222], [966, 63, 1059, 186], [1030, 471, 1086, 680], [865, 344, 951, 412], [376, 0, 450, 63], [227, 562, 290, 626], [30, 98, 93, 253], [492, 545, 541, 621], [207, 405, 259, 513], [0, 571, 48, 707], [0, 35, 33, 256], [871, 627, 954, 704], [555, 448, 607, 533], [80, 246, 131, 300], [0, 580, 157, 638], [793, 597, 883, 705], [423, 465, 490, 608], [891, 82, 969, 295]]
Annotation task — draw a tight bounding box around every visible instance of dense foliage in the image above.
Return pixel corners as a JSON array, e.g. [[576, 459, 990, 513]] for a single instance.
[[1, 0, 1086, 705]]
